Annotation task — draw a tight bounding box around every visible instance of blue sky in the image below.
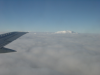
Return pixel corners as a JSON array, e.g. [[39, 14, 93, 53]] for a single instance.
[[0, 0, 100, 33]]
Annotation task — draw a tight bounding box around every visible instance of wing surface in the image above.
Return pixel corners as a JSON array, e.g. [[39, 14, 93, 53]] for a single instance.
[[0, 32, 28, 48]]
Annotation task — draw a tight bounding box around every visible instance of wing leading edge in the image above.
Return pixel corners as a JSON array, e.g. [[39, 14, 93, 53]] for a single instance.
[[0, 32, 28, 53]]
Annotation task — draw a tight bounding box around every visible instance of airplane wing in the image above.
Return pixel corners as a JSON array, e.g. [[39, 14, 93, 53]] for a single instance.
[[0, 32, 28, 53]]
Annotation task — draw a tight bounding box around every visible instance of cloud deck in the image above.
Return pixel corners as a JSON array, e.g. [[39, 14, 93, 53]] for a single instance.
[[0, 32, 100, 75]]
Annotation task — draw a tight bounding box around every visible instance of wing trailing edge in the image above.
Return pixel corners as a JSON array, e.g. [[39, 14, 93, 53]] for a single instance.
[[0, 47, 16, 53], [0, 32, 28, 53]]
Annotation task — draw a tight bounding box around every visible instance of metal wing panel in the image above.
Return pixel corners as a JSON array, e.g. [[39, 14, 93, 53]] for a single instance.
[[0, 32, 28, 48], [0, 47, 16, 53]]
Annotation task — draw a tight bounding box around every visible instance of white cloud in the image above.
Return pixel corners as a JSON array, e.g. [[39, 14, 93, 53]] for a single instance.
[[0, 32, 100, 75], [55, 30, 77, 34], [34, 33, 36, 34]]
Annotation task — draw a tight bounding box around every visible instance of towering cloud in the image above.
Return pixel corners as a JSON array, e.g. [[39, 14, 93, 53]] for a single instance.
[[55, 30, 77, 34]]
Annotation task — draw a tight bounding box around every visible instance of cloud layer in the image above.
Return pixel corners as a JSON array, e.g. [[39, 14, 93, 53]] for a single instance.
[[0, 32, 100, 75]]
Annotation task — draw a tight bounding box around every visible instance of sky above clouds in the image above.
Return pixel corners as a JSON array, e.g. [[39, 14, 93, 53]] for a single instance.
[[0, 32, 99, 75], [0, 0, 100, 33]]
